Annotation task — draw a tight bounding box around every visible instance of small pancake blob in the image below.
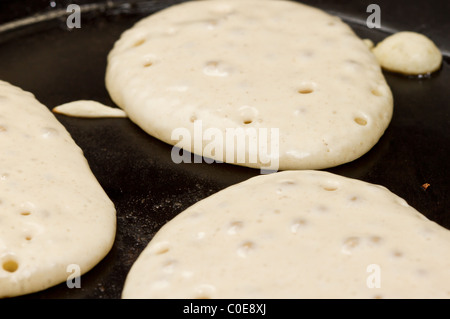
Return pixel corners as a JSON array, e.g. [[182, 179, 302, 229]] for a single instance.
[[53, 100, 127, 118], [372, 31, 442, 75]]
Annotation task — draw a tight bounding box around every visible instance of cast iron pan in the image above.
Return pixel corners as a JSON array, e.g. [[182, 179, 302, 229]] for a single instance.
[[0, 0, 448, 299]]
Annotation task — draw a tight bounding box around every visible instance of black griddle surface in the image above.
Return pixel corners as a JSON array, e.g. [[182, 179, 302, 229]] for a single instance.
[[0, 0, 448, 299]]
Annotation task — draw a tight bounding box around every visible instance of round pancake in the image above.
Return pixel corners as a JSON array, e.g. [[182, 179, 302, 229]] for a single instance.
[[122, 170, 450, 299], [105, 0, 393, 170], [0, 81, 116, 298]]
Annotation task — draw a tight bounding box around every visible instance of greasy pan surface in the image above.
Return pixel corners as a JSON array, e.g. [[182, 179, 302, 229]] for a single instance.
[[0, 0, 448, 299]]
